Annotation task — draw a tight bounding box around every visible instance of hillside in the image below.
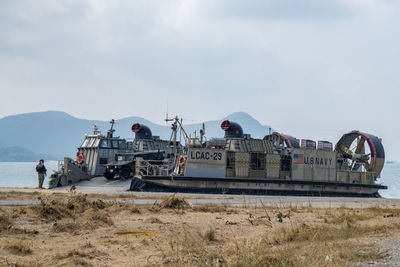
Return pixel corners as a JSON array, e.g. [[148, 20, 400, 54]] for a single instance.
[[0, 111, 273, 161], [0, 146, 57, 162]]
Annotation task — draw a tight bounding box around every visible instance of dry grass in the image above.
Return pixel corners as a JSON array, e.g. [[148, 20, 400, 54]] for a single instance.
[[55, 247, 109, 267], [230, 241, 385, 267], [193, 203, 228, 213], [148, 195, 191, 213], [129, 204, 141, 214], [148, 217, 164, 224], [29, 194, 108, 221], [163, 205, 399, 266], [85, 210, 114, 226], [52, 220, 80, 233], [166, 220, 389, 266], [0, 190, 64, 200], [204, 229, 217, 242], [0, 189, 223, 201], [56, 249, 90, 260], [167, 228, 227, 266], [69, 258, 92, 267], [0, 211, 13, 232], [23, 193, 115, 235], [160, 195, 191, 209], [1, 192, 399, 266], [5, 241, 32, 255]]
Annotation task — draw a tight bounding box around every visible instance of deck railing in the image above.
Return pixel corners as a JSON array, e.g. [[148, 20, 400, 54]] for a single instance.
[[135, 158, 171, 176]]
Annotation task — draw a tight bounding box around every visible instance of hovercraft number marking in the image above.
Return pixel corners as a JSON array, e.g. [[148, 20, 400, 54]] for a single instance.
[[190, 151, 223, 161]]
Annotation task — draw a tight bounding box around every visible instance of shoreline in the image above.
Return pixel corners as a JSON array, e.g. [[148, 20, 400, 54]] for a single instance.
[[1, 187, 400, 208]]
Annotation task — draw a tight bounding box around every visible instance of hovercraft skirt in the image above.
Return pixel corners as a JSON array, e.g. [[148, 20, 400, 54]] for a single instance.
[[135, 175, 386, 197]]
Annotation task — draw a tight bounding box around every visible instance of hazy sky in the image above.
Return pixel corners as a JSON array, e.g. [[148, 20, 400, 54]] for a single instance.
[[1, 0, 399, 159]]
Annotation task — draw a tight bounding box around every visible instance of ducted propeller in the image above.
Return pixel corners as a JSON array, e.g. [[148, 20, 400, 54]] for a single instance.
[[335, 131, 385, 175]]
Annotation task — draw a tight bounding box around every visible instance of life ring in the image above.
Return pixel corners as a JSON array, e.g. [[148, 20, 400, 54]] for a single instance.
[[178, 155, 187, 166], [77, 153, 84, 164]]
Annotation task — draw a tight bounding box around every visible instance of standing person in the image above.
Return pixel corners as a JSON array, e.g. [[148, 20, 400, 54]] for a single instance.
[[36, 159, 47, 189]]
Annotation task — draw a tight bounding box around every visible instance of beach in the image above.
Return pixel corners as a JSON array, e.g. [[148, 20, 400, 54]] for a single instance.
[[1, 188, 400, 266]]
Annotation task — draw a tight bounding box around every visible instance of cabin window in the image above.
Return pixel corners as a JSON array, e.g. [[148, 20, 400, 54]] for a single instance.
[[99, 158, 108, 164], [250, 153, 266, 170], [118, 140, 125, 149], [112, 140, 119, 149], [100, 140, 111, 148]]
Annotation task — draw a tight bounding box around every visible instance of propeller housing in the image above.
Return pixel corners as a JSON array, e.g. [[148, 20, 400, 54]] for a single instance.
[[335, 131, 385, 175], [264, 132, 300, 148], [131, 123, 152, 140], [221, 120, 244, 138]]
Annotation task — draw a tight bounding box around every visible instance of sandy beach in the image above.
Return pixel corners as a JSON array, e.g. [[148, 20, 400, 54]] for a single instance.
[[0, 188, 400, 266]]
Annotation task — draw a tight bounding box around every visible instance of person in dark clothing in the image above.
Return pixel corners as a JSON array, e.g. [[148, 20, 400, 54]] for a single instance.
[[36, 159, 47, 189]]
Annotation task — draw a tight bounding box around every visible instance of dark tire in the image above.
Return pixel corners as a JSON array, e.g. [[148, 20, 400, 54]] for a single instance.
[[119, 167, 132, 179], [104, 170, 115, 180]]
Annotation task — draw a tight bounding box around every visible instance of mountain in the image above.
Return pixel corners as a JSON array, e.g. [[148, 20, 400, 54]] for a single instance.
[[0, 146, 57, 162], [0, 111, 100, 159], [117, 111, 273, 141], [182, 112, 273, 140], [0, 111, 274, 161]]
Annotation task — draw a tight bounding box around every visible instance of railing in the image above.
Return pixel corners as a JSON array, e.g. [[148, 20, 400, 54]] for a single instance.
[[58, 160, 64, 172], [135, 158, 171, 177], [61, 157, 89, 175]]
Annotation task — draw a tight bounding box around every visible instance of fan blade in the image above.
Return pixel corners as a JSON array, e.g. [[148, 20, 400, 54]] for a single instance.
[[341, 145, 353, 156], [355, 138, 366, 154]]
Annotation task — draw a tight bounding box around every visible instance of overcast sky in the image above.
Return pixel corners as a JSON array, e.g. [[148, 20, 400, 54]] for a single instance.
[[0, 0, 399, 159]]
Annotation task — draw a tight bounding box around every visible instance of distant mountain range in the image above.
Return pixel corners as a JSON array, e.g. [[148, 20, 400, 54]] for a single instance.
[[0, 146, 55, 162], [0, 111, 273, 162]]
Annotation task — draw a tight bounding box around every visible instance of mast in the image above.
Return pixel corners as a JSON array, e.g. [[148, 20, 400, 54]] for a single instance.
[[107, 119, 115, 138], [200, 123, 205, 143], [165, 116, 178, 161], [165, 115, 190, 165]]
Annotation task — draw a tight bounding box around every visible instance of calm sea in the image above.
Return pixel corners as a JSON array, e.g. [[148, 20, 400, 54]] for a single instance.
[[0, 161, 59, 189], [0, 161, 398, 198]]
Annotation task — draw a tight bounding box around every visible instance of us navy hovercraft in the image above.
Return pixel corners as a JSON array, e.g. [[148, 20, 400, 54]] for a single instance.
[[130, 117, 386, 197]]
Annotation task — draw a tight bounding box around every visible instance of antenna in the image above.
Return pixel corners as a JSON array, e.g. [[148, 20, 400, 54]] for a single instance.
[[165, 101, 169, 125], [93, 124, 101, 135], [200, 123, 205, 143]]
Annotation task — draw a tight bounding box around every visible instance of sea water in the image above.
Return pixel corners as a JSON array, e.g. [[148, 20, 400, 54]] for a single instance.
[[379, 162, 400, 198], [0, 161, 398, 198], [0, 161, 59, 189]]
